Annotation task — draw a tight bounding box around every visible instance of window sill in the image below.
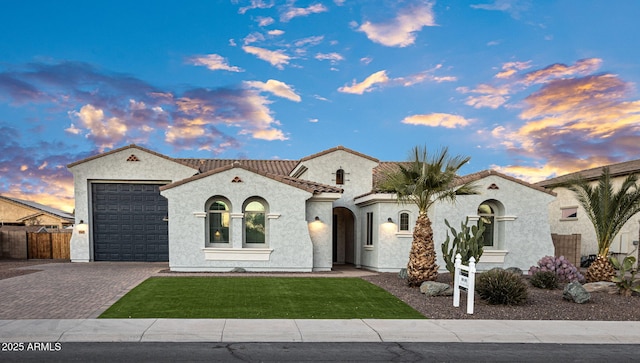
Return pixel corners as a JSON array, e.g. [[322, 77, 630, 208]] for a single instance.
[[395, 232, 412, 238], [202, 247, 273, 261], [560, 218, 578, 222], [480, 250, 508, 263], [364, 245, 374, 251]]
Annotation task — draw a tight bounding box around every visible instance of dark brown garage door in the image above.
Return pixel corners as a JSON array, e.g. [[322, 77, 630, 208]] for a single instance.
[[92, 183, 168, 261]]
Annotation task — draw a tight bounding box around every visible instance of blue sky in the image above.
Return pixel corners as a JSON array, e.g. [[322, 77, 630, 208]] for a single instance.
[[1, 0, 639, 212]]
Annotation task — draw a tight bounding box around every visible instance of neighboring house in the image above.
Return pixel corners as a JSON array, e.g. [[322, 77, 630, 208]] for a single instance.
[[67, 144, 556, 272], [536, 160, 640, 264], [0, 195, 74, 229]]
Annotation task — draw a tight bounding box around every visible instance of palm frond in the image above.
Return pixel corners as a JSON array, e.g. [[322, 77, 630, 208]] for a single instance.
[[568, 167, 640, 255]]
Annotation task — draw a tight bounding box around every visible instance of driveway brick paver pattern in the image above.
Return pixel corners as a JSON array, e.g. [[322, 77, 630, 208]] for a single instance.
[[0, 261, 165, 319]]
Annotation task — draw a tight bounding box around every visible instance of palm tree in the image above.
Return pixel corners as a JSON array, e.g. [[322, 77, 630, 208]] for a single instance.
[[380, 146, 478, 287], [567, 167, 640, 282]]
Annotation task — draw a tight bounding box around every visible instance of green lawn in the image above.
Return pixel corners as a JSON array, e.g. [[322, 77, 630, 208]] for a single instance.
[[99, 277, 425, 319]]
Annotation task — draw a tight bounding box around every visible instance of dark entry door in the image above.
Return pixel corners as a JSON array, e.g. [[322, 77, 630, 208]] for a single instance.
[[92, 183, 168, 261]]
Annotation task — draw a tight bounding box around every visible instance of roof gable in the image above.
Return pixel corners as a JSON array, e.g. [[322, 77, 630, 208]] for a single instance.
[[160, 162, 343, 195], [362, 167, 555, 198], [297, 145, 379, 164], [455, 170, 556, 196], [66, 144, 198, 170]]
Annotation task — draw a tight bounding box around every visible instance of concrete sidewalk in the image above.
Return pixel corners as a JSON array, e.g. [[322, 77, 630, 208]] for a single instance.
[[1, 319, 639, 344]]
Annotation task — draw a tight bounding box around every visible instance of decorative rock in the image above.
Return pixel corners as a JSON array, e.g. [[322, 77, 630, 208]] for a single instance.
[[583, 281, 618, 294], [563, 281, 591, 303], [419, 281, 454, 296], [230, 267, 246, 273], [398, 268, 408, 280], [505, 267, 523, 276]]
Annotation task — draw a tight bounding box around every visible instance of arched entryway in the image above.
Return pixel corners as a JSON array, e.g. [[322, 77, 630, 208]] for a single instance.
[[333, 207, 355, 265]]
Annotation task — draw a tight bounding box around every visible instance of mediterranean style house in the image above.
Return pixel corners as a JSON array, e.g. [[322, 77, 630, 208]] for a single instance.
[[67, 144, 556, 272], [536, 160, 640, 265]]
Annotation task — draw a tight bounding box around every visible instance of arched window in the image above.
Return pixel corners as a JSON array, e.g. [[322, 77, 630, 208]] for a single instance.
[[244, 198, 267, 245], [335, 168, 345, 185], [399, 212, 410, 232], [207, 198, 230, 244], [478, 203, 495, 247]]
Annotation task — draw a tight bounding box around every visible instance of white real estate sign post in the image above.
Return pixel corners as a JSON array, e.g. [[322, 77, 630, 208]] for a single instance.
[[453, 253, 476, 314]]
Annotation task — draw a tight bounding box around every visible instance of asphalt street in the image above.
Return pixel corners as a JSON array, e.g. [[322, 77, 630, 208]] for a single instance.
[[2, 342, 639, 363]]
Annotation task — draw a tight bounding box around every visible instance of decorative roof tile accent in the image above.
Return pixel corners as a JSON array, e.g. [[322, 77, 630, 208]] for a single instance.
[[67, 144, 199, 170], [231, 176, 243, 183], [126, 154, 140, 162]]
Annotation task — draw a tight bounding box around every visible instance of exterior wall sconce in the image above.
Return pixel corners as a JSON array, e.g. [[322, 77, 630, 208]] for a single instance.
[[314, 216, 320, 221], [77, 220, 88, 234], [387, 217, 393, 223]]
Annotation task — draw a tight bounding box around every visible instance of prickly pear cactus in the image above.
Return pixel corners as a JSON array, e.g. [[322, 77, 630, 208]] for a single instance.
[[441, 217, 485, 275]]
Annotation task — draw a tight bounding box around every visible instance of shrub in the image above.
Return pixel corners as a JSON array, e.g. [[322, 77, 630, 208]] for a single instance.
[[528, 255, 585, 283], [610, 255, 640, 297], [476, 269, 528, 305], [529, 270, 559, 289]]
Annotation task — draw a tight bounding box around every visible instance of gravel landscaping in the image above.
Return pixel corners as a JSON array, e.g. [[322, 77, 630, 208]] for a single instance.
[[2, 259, 638, 321], [363, 272, 640, 321]]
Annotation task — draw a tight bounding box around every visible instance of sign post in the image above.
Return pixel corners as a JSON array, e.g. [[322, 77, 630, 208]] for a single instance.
[[453, 253, 476, 314]]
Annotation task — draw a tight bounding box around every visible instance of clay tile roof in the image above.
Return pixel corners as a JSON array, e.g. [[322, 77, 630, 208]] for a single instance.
[[454, 170, 556, 196], [368, 165, 555, 196], [536, 159, 640, 188], [160, 163, 342, 195], [176, 158, 298, 176]]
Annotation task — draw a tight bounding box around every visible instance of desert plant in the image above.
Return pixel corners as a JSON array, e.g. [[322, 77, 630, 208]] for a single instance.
[[528, 255, 585, 283], [379, 146, 479, 286], [441, 217, 485, 275], [610, 255, 640, 297], [529, 271, 559, 289], [566, 167, 640, 282], [476, 269, 528, 305]]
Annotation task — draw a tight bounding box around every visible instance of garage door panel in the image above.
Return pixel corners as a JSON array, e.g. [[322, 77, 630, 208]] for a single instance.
[[92, 183, 168, 262]]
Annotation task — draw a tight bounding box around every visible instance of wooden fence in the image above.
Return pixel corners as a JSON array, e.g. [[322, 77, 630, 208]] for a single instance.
[[0, 231, 71, 260], [0, 231, 29, 259], [551, 233, 581, 267]]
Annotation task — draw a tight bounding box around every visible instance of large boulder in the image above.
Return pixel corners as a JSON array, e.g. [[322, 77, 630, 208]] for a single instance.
[[583, 281, 618, 294], [563, 281, 591, 303], [419, 281, 454, 296]]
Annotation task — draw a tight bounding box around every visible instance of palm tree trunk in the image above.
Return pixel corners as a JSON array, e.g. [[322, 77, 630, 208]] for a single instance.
[[585, 254, 616, 282], [406, 212, 439, 286]]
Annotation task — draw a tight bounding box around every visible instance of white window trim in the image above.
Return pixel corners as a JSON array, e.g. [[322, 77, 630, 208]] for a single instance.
[[560, 206, 578, 221], [397, 211, 411, 233], [203, 247, 273, 261]]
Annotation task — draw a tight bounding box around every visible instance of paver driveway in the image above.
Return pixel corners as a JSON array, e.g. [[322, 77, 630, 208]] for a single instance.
[[0, 261, 165, 319]]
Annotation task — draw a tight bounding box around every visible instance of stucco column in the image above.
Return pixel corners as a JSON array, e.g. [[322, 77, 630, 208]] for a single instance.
[[231, 213, 244, 248], [70, 223, 90, 262]]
